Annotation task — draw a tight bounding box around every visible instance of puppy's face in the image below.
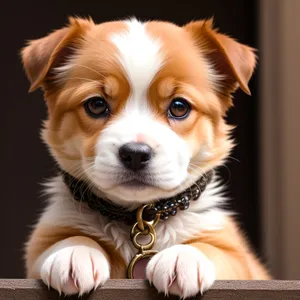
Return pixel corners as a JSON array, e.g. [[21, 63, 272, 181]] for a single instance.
[[22, 18, 256, 205]]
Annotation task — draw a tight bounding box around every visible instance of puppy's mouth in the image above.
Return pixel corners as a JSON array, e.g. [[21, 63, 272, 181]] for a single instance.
[[121, 179, 148, 188], [119, 176, 156, 190]]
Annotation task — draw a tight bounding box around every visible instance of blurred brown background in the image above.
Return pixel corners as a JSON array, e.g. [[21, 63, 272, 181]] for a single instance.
[[0, 0, 298, 279], [260, 0, 300, 279]]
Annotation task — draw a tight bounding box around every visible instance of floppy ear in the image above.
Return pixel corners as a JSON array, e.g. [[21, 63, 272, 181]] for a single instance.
[[21, 17, 93, 92], [184, 19, 257, 97]]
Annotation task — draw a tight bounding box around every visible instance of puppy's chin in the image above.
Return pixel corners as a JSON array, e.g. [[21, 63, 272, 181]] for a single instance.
[[86, 172, 199, 207], [100, 184, 167, 205], [91, 179, 182, 205]]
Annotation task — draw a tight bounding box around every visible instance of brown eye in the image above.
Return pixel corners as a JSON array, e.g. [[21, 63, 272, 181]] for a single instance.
[[84, 96, 110, 118], [168, 98, 191, 119]]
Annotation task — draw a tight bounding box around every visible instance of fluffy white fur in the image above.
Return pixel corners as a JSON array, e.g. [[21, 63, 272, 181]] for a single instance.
[[40, 175, 228, 265], [146, 244, 215, 298], [35, 236, 110, 295], [88, 114, 191, 205], [110, 18, 163, 103], [34, 175, 227, 295]]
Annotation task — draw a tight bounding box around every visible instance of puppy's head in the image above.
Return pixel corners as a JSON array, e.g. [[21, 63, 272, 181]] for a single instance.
[[21, 17, 256, 206]]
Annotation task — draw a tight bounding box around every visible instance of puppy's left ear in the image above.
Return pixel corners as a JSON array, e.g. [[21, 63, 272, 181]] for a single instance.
[[21, 17, 94, 92], [184, 19, 257, 96]]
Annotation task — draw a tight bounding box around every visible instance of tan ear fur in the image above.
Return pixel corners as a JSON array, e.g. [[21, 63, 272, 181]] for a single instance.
[[184, 18, 257, 96], [21, 17, 94, 92]]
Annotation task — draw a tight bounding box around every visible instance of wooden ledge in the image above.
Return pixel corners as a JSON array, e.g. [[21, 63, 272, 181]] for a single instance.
[[0, 279, 299, 299]]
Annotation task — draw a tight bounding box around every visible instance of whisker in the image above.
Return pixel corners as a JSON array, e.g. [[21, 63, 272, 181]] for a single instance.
[[227, 156, 240, 163], [67, 77, 101, 84], [72, 64, 105, 78], [189, 162, 231, 186]]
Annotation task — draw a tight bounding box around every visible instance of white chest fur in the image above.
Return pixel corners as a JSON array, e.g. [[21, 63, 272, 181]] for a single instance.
[[40, 176, 228, 264]]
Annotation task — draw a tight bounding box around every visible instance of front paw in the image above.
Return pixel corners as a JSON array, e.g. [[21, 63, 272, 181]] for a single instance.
[[146, 245, 215, 298], [40, 244, 110, 295]]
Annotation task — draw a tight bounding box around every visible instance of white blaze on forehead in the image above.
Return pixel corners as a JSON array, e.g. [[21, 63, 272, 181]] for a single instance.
[[110, 18, 163, 108]]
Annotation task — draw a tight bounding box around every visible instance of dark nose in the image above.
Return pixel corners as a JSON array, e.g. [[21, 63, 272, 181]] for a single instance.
[[119, 142, 153, 171]]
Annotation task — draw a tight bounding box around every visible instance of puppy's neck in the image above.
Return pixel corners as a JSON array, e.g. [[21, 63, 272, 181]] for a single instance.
[[60, 169, 219, 225]]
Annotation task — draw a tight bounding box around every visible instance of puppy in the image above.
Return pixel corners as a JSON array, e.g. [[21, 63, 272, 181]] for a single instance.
[[21, 17, 270, 298]]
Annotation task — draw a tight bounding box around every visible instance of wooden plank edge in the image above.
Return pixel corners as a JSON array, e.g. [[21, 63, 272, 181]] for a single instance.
[[0, 279, 299, 291], [0, 280, 299, 300]]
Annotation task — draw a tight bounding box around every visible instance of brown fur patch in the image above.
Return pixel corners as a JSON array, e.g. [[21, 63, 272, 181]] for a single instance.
[[184, 216, 271, 279], [35, 20, 131, 165], [146, 21, 235, 171]]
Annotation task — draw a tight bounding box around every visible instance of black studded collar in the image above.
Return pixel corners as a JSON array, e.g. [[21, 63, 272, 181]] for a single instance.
[[61, 170, 214, 225]]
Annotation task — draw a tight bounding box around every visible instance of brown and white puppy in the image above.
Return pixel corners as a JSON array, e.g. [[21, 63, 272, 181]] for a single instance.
[[21, 17, 270, 298]]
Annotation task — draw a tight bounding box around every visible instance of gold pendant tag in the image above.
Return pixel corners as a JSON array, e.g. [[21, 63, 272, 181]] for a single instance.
[[127, 205, 160, 279]]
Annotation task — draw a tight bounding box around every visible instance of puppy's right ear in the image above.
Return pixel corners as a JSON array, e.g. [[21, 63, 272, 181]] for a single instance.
[[21, 17, 93, 92]]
